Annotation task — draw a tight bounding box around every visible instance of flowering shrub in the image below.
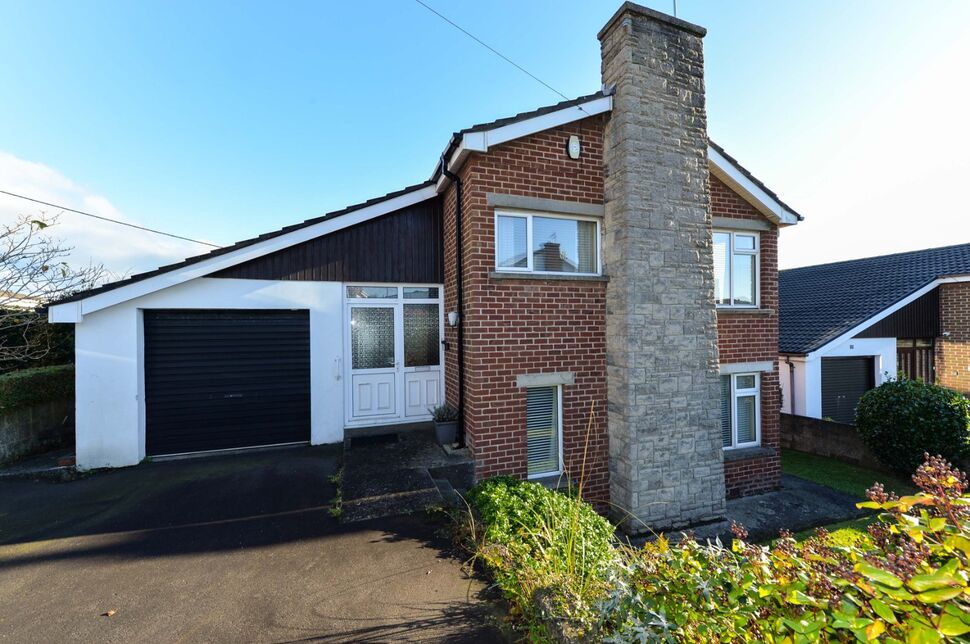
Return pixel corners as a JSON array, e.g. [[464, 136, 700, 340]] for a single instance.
[[464, 455, 970, 642], [600, 454, 970, 642]]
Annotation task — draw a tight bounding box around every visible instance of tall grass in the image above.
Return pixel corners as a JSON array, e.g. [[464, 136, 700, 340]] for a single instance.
[[459, 402, 618, 640]]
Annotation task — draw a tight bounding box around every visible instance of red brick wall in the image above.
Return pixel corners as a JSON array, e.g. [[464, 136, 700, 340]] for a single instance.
[[441, 128, 783, 505], [712, 176, 782, 497], [441, 117, 611, 507], [938, 282, 970, 394]]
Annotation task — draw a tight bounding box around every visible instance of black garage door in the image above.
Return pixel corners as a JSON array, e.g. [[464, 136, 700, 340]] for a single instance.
[[145, 310, 311, 456], [821, 356, 875, 424]]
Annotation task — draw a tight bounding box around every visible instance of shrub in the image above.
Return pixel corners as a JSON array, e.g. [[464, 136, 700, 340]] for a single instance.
[[465, 476, 618, 640], [0, 364, 74, 412], [855, 378, 970, 476], [598, 454, 970, 642], [464, 456, 970, 642]]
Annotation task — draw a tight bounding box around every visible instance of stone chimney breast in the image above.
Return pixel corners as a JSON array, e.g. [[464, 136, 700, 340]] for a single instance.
[[599, 2, 726, 532]]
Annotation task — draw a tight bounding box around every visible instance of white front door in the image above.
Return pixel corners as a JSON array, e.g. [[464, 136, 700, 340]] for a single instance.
[[349, 304, 398, 418], [345, 286, 443, 425]]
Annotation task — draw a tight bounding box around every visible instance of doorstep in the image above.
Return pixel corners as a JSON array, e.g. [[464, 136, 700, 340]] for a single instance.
[[340, 425, 474, 523]]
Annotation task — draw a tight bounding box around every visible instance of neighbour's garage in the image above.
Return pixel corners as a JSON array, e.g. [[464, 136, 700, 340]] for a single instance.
[[820, 356, 874, 424], [144, 309, 311, 456]]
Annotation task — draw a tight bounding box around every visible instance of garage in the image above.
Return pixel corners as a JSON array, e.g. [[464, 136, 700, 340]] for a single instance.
[[144, 309, 311, 456], [820, 356, 875, 424]]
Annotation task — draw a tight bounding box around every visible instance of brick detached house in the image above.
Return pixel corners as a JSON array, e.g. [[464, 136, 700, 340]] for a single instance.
[[48, 3, 801, 532], [780, 243, 970, 424]]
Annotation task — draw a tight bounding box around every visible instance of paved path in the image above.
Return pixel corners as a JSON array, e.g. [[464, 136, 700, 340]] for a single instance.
[[0, 446, 506, 643]]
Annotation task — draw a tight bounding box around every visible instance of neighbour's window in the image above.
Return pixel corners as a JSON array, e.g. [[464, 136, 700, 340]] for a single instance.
[[526, 386, 562, 477], [495, 211, 599, 275], [720, 373, 760, 449], [713, 231, 759, 306]]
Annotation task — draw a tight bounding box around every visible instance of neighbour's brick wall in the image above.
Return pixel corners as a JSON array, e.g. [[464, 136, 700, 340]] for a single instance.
[[712, 176, 782, 497], [442, 117, 611, 508], [938, 282, 970, 394]]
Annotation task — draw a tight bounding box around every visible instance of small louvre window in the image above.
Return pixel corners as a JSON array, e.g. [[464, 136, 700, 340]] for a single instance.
[[526, 386, 561, 477], [720, 373, 760, 449]]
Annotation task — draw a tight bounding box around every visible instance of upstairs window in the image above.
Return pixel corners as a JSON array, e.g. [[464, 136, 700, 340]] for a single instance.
[[720, 373, 760, 449], [713, 231, 759, 307], [495, 211, 599, 275]]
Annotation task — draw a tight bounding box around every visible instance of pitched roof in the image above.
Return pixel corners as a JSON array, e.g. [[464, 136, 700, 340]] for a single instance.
[[708, 141, 803, 221], [52, 90, 799, 313], [780, 243, 970, 354], [50, 181, 435, 307], [431, 90, 612, 183]]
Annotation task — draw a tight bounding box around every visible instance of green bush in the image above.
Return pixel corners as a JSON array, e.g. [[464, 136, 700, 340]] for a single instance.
[[0, 364, 74, 412], [855, 378, 970, 476], [464, 457, 970, 642], [0, 310, 75, 374], [599, 455, 970, 643], [465, 477, 618, 640]]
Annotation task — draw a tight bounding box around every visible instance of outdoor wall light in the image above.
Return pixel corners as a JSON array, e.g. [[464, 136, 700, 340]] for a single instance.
[[448, 311, 460, 326]]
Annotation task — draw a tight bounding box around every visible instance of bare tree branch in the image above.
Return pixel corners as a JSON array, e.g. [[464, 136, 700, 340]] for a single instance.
[[0, 213, 106, 366]]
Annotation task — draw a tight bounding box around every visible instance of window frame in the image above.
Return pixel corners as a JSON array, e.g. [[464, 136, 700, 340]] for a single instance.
[[713, 229, 760, 308], [722, 372, 761, 450], [525, 384, 564, 479], [494, 209, 602, 276]]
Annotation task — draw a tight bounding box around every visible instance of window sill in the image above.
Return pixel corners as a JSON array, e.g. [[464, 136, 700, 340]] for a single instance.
[[716, 307, 774, 316], [529, 473, 573, 490], [723, 446, 775, 462], [489, 271, 609, 282]]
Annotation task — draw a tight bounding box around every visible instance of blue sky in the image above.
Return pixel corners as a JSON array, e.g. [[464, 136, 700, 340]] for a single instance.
[[1, 0, 968, 274]]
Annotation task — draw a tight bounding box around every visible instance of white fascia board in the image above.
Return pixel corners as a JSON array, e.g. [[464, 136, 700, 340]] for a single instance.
[[48, 300, 82, 323], [807, 274, 970, 360], [478, 96, 612, 150], [435, 95, 613, 193], [708, 146, 800, 227], [48, 184, 439, 320]]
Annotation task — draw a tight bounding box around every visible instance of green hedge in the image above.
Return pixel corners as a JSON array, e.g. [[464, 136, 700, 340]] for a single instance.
[[855, 378, 970, 475], [0, 364, 74, 412]]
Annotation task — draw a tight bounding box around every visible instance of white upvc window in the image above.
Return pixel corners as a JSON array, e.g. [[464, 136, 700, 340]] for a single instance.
[[720, 373, 760, 450], [495, 210, 601, 276], [526, 385, 563, 478], [713, 230, 759, 307]]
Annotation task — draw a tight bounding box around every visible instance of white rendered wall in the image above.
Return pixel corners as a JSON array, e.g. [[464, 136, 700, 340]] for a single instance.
[[72, 278, 345, 470], [778, 357, 807, 416], [793, 337, 896, 419]]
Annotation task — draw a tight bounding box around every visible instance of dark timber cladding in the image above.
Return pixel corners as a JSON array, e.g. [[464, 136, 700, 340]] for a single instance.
[[144, 310, 310, 456], [855, 287, 940, 339], [212, 197, 444, 283]]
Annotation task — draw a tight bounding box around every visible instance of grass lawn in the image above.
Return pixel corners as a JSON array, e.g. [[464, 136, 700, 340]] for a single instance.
[[781, 450, 917, 544], [780, 449, 916, 499]]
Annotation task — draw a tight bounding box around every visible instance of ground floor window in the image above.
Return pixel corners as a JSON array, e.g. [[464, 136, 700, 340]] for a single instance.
[[720, 373, 760, 449], [526, 385, 562, 478], [897, 338, 934, 383]]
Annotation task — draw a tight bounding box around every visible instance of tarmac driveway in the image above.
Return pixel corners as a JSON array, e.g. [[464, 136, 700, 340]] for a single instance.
[[0, 446, 505, 643]]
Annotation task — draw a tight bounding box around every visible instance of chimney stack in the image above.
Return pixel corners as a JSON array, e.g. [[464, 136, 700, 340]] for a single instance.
[[599, 3, 726, 531]]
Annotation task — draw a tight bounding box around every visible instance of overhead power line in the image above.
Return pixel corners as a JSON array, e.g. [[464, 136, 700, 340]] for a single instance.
[[411, 0, 582, 110], [0, 189, 221, 248]]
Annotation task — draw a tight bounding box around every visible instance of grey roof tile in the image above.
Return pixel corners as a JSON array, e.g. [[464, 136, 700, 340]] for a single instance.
[[780, 243, 970, 354]]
